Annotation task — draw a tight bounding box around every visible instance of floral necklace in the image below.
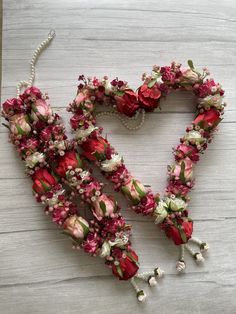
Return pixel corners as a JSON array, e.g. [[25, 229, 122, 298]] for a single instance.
[[1, 31, 164, 302], [67, 60, 225, 271]]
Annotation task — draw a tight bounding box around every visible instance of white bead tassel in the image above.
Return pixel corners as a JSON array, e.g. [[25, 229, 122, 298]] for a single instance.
[[176, 244, 186, 272], [130, 277, 146, 302], [189, 237, 210, 253], [16, 30, 56, 97], [135, 267, 164, 286], [96, 109, 145, 130], [185, 243, 205, 263]]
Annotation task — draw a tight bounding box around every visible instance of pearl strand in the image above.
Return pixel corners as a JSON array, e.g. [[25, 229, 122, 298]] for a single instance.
[[96, 109, 145, 130], [16, 30, 56, 97]]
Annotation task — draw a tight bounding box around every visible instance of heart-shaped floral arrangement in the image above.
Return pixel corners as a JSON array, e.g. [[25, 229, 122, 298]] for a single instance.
[[67, 60, 225, 269]]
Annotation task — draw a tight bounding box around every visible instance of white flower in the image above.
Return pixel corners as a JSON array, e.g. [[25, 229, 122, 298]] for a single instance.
[[55, 140, 66, 151], [100, 154, 122, 172], [199, 94, 223, 110], [154, 200, 168, 224], [79, 170, 91, 182], [109, 232, 129, 248], [25, 152, 45, 168], [166, 197, 187, 211], [184, 130, 205, 144], [99, 241, 111, 258], [45, 190, 65, 207], [75, 125, 97, 140]]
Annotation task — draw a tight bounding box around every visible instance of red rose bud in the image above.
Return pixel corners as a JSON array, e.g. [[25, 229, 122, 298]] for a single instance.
[[138, 83, 161, 112], [55, 151, 83, 177], [63, 215, 89, 240], [115, 89, 139, 117], [32, 168, 57, 194], [111, 248, 139, 280], [20, 86, 42, 102], [81, 137, 108, 161], [2, 98, 24, 117], [164, 219, 193, 245], [194, 108, 221, 130]]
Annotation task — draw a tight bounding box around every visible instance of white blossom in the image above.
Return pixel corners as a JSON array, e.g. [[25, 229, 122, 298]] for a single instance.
[[100, 154, 122, 172], [25, 152, 45, 168]]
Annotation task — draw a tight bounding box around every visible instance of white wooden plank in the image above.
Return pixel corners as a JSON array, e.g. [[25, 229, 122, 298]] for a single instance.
[[1, 0, 236, 313]]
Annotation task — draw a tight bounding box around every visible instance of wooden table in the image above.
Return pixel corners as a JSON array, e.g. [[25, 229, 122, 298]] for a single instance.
[[1, 1, 236, 313]]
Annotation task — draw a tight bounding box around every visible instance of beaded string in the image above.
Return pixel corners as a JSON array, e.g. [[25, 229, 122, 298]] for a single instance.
[[16, 30, 56, 97], [96, 108, 146, 130]]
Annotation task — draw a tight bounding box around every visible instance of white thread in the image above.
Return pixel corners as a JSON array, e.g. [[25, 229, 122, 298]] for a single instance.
[[16, 30, 56, 97], [96, 109, 145, 130]]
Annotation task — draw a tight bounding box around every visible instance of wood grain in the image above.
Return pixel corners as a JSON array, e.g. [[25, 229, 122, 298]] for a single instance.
[[1, 1, 236, 313]]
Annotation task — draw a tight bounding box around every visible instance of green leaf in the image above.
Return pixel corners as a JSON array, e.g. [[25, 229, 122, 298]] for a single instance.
[[115, 90, 125, 97], [79, 220, 90, 236], [179, 161, 186, 184], [116, 265, 123, 278], [133, 180, 146, 198], [99, 201, 107, 215], [16, 124, 25, 135], [76, 153, 83, 168], [121, 186, 139, 205], [2, 123, 10, 130], [126, 252, 139, 266], [179, 228, 187, 243], [39, 179, 50, 192], [187, 59, 194, 69], [93, 151, 106, 161], [147, 79, 157, 88]]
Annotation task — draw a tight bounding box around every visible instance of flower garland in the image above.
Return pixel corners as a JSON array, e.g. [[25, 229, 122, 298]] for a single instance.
[[68, 61, 225, 270], [2, 86, 164, 301]]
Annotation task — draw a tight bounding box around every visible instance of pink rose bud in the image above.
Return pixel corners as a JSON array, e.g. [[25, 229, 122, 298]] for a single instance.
[[63, 215, 89, 240], [9, 113, 31, 135], [91, 194, 116, 220], [121, 179, 146, 204], [31, 99, 53, 120], [171, 157, 193, 183]]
